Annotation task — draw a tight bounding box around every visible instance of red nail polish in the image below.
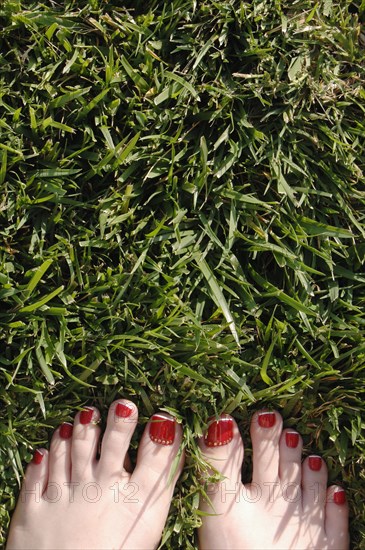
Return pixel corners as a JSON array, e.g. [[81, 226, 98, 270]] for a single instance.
[[309, 455, 322, 471], [205, 416, 233, 447], [115, 403, 133, 418], [285, 431, 299, 448], [334, 489, 346, 505], [32, 449, 44, 465], [258, 412, 276, 428], [149, 414, 175, 445], [80, 408, 94, 425], [59, 423, 73, 439]]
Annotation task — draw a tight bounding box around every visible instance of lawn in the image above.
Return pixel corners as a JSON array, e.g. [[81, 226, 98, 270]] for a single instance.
[[0, 0, 365, 547]]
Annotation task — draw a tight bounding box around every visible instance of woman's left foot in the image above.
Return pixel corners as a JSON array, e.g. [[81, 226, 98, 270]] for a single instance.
[[7, 400, 185, 549]]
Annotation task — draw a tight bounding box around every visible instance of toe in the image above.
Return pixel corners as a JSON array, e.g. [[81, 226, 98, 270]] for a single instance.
[[97, 399, 138, 479], [250, 410, 282, 487], [131, 412, 184, 496], [279, 429, 303, 498], [20, 449, 49, 506], [200, 415, 242, 474], [116, 413, 184, 549], [6, 449, 49, 549], [198, 414, 244, 509], [302, 455, 328, 532], [48, 422, 73, 485], [325, 486, 350, 550], [71, 406, 101, 482]]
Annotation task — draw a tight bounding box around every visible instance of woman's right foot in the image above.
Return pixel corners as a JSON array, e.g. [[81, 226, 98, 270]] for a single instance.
[[198, 410, 349, 549], [7, 400, 185, 550]]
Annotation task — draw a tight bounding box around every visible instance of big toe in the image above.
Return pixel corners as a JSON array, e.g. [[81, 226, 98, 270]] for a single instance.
[[199, 414, 243, 477], [131, 412, 184, 506], [198, 414, 244, 511]]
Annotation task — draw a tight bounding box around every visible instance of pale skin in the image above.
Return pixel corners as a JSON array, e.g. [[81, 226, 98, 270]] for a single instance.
[[198, 411, 349, 550], [6, 402, 185, 550], [7, 402, 349, 550]]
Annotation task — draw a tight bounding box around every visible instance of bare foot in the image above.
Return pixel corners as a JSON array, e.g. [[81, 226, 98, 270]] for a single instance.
[[198, 410, 349, 550], [7, 400, 184, 550]]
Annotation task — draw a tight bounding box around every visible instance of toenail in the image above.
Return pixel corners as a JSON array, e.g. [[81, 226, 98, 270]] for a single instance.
[[149, 414, 175, 445], [204, 415, 233, 447], [333, 488, 346, 505], [32, 449, 44, 465], [308, 455, 322, 471], [285, 431, 299, 448], [80, 407, 95, 425], [59, 422, 73, 439], [115, 402, 134, 419], [258, 412, 276, 428]]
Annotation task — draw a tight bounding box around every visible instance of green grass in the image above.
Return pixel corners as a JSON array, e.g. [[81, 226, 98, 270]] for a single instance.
[[1, 0, 365, 547]]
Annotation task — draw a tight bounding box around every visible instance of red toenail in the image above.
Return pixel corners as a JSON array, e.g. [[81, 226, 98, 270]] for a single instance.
[[32, 449, 44, 465], [59, 423, 73, 439], [258, 412, 276, 428], [80, 408, 94, 425], [115, 403, 133, 418], [205, 416, 233, 447], [333, 489, 346, 505], [309, 455, 322, 471], [285, 431, 299, 448], [149, 414, 175, 445]]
